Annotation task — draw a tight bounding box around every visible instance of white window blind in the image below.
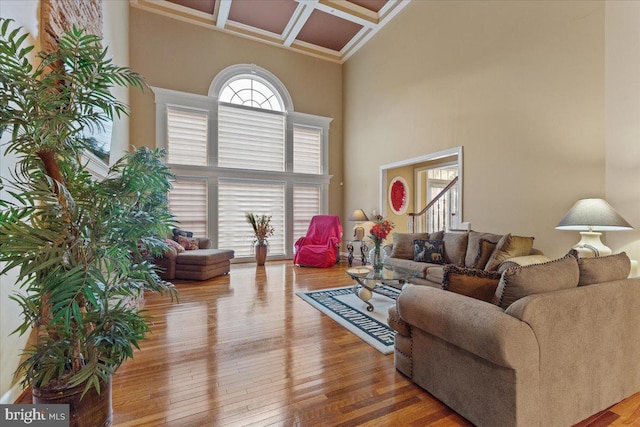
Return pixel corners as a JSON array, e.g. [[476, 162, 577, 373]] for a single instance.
[[218, 180, 285, 258], [166, 106, 208, 166], [168, 179, 208, 237], [218, 104, 285, 171], [293, 126, 322, 174], [293, 186, 320, 241]]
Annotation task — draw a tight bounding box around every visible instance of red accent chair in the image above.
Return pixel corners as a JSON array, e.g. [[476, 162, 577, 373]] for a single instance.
[[294, 215, 343, 268]]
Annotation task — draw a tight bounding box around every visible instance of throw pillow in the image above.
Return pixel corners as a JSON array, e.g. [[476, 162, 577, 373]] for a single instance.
[[464, 231, 503, 268], [413, 239, 445, 264], [177, 236, 199, 250], [442, 265, 501, 302], [173, 228, 194, 239], [492, 254, 579, 309], [165, 239, 186, 253], [485, 234, 535, 271], [442, 231, 469, 267], [577, 252, 631, 286], [390, 233, 429, 260], [474, 239, 498, 270]]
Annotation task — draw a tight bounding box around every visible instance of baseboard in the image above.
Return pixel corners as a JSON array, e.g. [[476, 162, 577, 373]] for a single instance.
[[0, 382, 27, 404]]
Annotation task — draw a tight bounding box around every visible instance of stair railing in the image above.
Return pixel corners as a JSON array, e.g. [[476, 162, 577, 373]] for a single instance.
[[408, 176, 459, 233]]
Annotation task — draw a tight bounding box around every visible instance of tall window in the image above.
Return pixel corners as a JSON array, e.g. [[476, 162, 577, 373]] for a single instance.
[[154, 65, 332, 260]]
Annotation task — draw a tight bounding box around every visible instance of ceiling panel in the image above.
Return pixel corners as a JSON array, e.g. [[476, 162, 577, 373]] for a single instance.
[[296, 9, 363, 52], [166, 0, 216, 15], [131, 0, 409, 63], [229, 0, 298, 35], [347, 0, 389, 13]]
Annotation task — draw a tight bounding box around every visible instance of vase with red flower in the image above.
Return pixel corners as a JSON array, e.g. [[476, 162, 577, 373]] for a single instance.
[[368, 215, 394, 271]]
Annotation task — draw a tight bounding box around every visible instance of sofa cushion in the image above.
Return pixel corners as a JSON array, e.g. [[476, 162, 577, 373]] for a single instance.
[[176, 249, 235, 266], [464, 231, 503, 268], [425, 265, 444, 284], [485, 234, 535, 271], [442, 265, 501, 302], [390, 233, 429, 259], [497, 254, 552, 273], [443, 231, 469, 267], [413, 239, 445, 264], [384, 256, 440, 280], [493, 254, 579, 309], [577, 252, 631, 286]]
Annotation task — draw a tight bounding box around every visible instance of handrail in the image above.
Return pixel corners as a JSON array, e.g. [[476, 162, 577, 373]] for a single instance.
[[408, 176, 459, 218]]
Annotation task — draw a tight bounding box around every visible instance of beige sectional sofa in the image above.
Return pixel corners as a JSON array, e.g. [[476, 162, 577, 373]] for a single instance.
[[383, 230, 547, 287], [388, 251, 639, 427]]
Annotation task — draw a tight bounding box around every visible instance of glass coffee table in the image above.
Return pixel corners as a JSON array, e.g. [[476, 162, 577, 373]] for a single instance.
[[346, 265, 418, 312]]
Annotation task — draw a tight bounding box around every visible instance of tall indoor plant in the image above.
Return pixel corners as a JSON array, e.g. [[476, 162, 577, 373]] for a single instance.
[[0, 19, 176, 426]]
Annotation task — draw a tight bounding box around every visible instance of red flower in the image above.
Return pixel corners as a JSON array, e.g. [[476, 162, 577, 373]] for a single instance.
[[369, 215, 394, 245]]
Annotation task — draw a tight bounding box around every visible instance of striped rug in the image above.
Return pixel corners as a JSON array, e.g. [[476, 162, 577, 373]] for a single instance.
[[296, 285, 400, 354]]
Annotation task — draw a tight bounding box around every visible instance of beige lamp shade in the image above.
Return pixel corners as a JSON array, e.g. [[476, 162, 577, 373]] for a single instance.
[[556, 198, 632, 257], [349, 209, 369, 222], [349, 209, 369, 241]]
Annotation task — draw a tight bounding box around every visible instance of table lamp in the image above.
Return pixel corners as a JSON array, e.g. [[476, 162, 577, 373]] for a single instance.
[[349, 209, 369, 241], [555, 198, 633, 257]]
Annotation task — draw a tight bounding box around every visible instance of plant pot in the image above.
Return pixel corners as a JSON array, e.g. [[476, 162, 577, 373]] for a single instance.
[[32, 377, 112, 427], [255, 242, 268, 266]]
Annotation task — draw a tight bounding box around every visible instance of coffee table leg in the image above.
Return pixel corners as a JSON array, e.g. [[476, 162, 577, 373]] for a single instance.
[[353, 279, 374, 312]]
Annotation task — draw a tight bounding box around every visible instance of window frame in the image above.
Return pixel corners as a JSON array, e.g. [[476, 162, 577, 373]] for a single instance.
[[152, 66, 332, 261]]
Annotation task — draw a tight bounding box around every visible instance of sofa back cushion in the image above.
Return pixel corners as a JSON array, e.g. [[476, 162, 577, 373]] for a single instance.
[[390, 232, 429, 259], [577, 252, 631, 286], [485, 234, 535, 271], [442, 231, 469, 267], [464, 231, 503, 269], [493, 254, 579, 309]]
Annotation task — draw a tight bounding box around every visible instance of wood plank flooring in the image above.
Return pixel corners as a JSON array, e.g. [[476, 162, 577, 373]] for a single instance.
[[20, 260, 640, 425]]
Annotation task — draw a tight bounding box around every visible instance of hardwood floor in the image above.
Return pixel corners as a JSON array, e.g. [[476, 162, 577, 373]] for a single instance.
[[26, 260, 640, 426]]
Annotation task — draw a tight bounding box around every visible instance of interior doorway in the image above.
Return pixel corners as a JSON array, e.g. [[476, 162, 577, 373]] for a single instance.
[[415, 162, 459, 232]]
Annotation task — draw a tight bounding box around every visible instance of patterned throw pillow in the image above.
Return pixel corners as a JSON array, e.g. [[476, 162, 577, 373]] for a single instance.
[[177, 236, 199, 250], [413, 239, 445, 264], [165, 239, 186, 253]]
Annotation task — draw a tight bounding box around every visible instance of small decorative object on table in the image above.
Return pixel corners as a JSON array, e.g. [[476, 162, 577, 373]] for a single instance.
[[368, 215, 394, 271], [246, 213, 275, 266]]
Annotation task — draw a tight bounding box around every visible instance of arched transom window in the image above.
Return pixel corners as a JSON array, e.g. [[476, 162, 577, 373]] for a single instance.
[[219, 77, 283, 112]]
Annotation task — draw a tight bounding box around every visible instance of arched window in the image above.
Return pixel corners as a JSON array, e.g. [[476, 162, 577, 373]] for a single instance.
[[153, 64, 332, 260], [218, 76, 283, 111]]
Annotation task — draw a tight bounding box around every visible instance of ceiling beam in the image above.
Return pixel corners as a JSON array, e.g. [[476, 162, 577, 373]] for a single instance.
[[217, 0, 232, 28], [283, 0, 317, 47]]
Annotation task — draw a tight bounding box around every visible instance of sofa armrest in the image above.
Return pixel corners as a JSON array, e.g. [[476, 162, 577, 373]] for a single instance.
[[397, 284, 538, 369], [198, 238, 213, 249]]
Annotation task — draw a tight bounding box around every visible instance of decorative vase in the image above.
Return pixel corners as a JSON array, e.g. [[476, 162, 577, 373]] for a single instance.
[[369, 243, 385, 271], [255, 242, 268, 266]]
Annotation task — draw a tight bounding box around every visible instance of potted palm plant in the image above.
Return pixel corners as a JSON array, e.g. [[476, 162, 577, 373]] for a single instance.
[[0, 20, 176, 426], [245, 213, 275, 265]]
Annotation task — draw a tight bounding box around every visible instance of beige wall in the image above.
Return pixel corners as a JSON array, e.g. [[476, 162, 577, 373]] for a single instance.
[[605, 1, 640, 264], [0, 0, 130, 402], [128, 7, 344, 218], [344, 0, 605, 258]]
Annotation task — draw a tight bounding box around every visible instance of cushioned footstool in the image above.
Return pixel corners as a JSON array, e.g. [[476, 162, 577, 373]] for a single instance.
[[175, 249, 235, 280]]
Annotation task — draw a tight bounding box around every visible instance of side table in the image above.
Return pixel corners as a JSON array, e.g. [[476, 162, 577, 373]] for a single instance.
[[346, 240, 369, 266]]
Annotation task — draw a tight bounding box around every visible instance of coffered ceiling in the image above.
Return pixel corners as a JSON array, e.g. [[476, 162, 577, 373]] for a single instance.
[[130, 0, 409, 63]]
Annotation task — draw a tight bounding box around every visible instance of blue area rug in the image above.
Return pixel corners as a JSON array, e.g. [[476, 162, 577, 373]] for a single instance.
[[296, 285, 400, 354]]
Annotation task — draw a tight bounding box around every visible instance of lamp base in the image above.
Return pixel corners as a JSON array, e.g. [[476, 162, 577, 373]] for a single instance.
[[571, 231, 611, 258], [353, 225, 365, 241]]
